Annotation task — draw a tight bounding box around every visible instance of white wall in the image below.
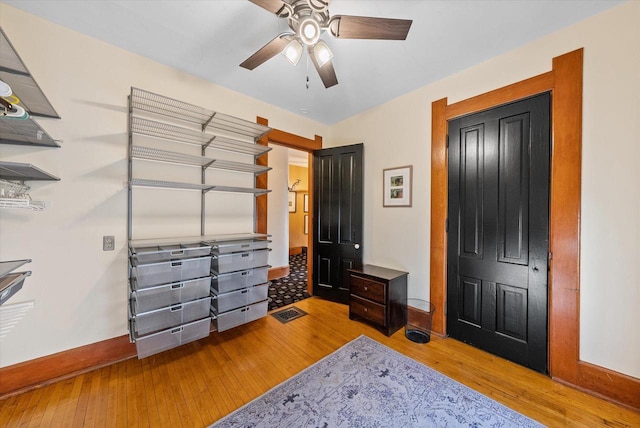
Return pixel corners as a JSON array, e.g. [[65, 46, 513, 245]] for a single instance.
[[0, 4, 328, 367], [328, 1, 640, 378]]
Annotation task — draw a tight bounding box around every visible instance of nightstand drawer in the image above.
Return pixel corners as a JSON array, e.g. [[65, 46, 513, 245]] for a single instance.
[[350, 295, 386, 326], [350, 275, 386, 304]]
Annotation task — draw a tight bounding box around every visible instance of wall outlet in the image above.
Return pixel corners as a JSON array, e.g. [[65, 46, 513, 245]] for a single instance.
[[103, 235, 115, 251]]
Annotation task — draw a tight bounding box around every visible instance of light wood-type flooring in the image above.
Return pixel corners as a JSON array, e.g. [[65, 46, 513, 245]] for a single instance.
[[1, 297, 639, 427]]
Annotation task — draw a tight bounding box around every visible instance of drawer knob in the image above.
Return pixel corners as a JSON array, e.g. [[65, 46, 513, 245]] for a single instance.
[[364, 286, 368, 291], [364, 307, 368, 312]]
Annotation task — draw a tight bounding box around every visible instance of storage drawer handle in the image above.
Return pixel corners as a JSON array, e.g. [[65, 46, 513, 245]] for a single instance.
[[171, 261, 182, 267], [170, 305, 183, 312], [241, 290, 248, 294], [241, 308, 248, 312], [241, 271, 249, 276], [170, 250, 185, 256], [171, 283, 185, 289], [170, 327, 183, 334], [241, 244, 250, 248], [241, 253, 250, 258]]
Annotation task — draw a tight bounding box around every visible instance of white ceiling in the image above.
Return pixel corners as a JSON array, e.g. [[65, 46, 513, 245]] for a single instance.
[[3, 0, 624, 124]]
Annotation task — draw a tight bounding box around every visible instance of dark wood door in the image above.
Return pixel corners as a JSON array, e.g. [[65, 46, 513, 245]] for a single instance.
[[313, 143, 363, 304], [447, 93, 550, 373]]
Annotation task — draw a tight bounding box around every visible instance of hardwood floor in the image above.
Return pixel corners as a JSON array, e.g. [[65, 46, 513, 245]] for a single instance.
[[1, 297, 638, 427]]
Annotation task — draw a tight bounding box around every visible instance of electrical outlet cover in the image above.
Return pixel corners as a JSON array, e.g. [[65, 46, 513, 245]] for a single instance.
[[103, 235, 115, 251]]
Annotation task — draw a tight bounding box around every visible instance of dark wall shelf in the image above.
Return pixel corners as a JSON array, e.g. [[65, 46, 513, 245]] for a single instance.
[[0, 161, 60, 181]]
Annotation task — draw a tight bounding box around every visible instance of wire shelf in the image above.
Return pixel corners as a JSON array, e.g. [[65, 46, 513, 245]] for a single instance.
[[0, 161, 60, 181], [0, 28, 60, 118], [130, 88, 271, 140], [131, 179, 270, 195], [131, 178, 212, 191], [0, 197, 46, 211], [0, 116, 60, 148], [0, 259, 31, 278], [131, 146, 271, 175], [131, 117, 271, 157]]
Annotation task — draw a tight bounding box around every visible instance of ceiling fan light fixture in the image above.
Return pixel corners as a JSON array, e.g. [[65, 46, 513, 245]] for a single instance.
[[282, 38, 303, 66], [313, 40, 334, 68], [299, 18, 321, 45]]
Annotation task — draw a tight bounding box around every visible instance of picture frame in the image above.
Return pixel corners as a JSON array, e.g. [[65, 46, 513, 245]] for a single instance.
[[383, 165, 413, 207], [304, 215, 309, 234], [288, 191, 297, 213], [303, 194, 309, 212]]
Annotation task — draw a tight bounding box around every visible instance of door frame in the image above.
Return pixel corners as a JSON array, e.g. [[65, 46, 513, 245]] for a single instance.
[[430, 49, 638, 409], [256, 117, 322, 295]]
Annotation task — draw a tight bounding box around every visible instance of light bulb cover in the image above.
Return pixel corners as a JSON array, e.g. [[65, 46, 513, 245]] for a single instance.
[[313, 40, 334, 68], [299, 18, 321, 45], [282, 38, 303, 66]]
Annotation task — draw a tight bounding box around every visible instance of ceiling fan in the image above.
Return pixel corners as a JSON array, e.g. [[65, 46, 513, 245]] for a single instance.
[[240, 0, 413, 88]]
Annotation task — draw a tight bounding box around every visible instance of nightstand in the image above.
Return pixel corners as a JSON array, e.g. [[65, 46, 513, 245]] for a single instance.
[[348, 265, 408, 336]]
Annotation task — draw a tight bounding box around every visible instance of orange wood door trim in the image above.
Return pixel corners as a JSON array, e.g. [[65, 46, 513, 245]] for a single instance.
[[445, 72, 554, 120], [429, 98, 448, 335], [267, 128, 322, 151], [430, 48, 640, 409], [0, 334, 136, 398], [547, 49, 583, 382]]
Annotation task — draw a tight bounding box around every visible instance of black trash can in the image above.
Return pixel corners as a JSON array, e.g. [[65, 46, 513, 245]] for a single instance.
[[405, 298, 436, 344]]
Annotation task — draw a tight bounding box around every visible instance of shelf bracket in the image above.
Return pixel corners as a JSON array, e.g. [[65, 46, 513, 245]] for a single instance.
[[203, 160, 216, 169], [202, 185, 216, 194], [202, 112, 217, 132], [203, 135, 216, 151]]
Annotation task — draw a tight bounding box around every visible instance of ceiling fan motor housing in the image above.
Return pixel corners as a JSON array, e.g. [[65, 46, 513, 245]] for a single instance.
[[288, 0, 330, 45]]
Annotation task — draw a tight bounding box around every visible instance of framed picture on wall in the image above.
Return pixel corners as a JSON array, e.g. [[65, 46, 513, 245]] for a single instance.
[[288, 191, 297, 212], [383, 165, 413, 207], [303, 194, 309, 212], [304, 215, 309, 234]]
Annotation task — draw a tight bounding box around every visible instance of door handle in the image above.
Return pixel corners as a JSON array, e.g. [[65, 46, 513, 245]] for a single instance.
[[354, 243, 360, 250], [533, 266, 539, 272]]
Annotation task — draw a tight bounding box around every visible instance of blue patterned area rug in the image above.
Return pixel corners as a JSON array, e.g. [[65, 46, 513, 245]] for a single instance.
[[209, 335, 543, 427]]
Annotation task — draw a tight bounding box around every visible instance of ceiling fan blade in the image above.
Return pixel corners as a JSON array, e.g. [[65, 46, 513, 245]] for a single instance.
[[330, 16, 413, 40], [308, 46, 338, 88], [249, 0, 288, 16], [240, 35, 290, 70]]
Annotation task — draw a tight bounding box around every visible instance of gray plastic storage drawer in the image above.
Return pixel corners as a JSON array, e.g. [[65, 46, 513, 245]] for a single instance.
[[131, 256, 211, 288], [211, 249, 269, 274], [211, 266, 268, 293], [213, 300, 268, 332], [131, 243, 211, 264], [212, 284, 268, 314], [213, 239, 270, 255], [132, 296, 211, 336], [131, 277, 211, 314], [135, 317, 211, 359]]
